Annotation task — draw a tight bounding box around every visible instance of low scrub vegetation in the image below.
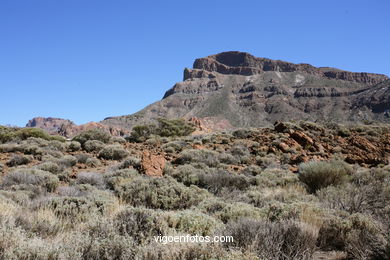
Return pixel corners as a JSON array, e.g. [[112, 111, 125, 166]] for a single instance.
[[0, 121, 389, 259]]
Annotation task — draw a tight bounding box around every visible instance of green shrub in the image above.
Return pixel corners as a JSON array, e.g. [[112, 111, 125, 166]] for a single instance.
[[109, 136, 126, 144], [72, 128, 111, 147], [75, 153, 91, 164], [2, 169, 59, 192], [198, 199, 265, 223], [57, 155, 78, 168], [318, 213, 388, 259], [76, 172, 105, 188], [67, 141, 81, 152], [98, 145, 128, 160], [197, 169, 252, 194], [45, 188, 117, 220], [85, 157, 102, 167], [84, 140, 105, 152], [6, 154, 33, 167], [114, 207, 167, 244], [36, 162, 62, 174], [128, 124, 156, 142], [174, 149, 220, 167], [298, 160, 352, 193], [155, 118, 195, 137], [224, 219, 317, 259], [164, 210, 222, 236], [114, 176, 208, 210], [128, 118, 195, 142]]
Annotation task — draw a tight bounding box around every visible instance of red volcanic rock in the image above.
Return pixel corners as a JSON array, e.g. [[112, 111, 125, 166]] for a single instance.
[[141, 150, 165, 177], [290, 131, 314, 147]]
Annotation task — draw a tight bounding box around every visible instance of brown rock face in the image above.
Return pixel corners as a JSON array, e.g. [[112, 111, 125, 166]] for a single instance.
[[193, 51, 388, 85], [101, 51, 389, 131], [141, 150, 165, 177], [26, 117, 129, 138]]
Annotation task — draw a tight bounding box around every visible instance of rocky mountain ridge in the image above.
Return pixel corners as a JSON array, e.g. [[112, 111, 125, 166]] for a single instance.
[[101, 51, 390, 131]]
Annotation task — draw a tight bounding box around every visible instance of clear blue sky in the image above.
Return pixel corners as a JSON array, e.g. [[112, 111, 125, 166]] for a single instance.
[[1, 0, 389, 126]]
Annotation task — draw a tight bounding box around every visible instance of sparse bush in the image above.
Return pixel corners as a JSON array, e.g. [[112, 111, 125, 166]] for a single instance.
[[85, 157, 102, 167], [114, 176, 208, 210], [164, 210, 222, 236], [197, 169, 252, 194], [45, 188, 117, 220], [98, 145, 128, 160], [128, 118, 195, 142], [67, 141, 81, 152], [114, 207, 167, 244], [57, 155, 78, 167], [175, 149, 220, 167], [155, 118, 195, 137], [198, 199, 265, 223], [76, 172, 105, 188], [36, 161, 61, 174], [109, 136, 126, 144], [128, 124, 156, 142], [116, 156, 141, 170], [0, 127, 65, 143], [298, 160, 352, 193], [72, 128, 111, 147], [318, 213, 388, 259], [6, 154, 33, 167], [75, 153, 91, 164], [224, 218, 317, 259], [84, 140, 105, 152], [2, 169, 59, 192], [229, 145, 251, 164]]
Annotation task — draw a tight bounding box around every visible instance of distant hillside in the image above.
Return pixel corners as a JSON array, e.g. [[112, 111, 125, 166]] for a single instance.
[[101, 51, 390, 130]]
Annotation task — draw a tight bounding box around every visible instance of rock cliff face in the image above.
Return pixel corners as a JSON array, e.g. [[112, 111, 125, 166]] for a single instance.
[[101, 51, 389, 131], [26, 117, 129, 138]]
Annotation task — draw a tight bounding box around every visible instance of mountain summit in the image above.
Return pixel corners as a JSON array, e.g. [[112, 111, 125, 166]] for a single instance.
[[100, 51, 388, 129]]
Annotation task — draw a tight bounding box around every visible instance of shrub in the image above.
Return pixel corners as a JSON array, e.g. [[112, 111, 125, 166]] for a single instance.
[[224, 218, 317, 259], [36, 162, 61, 174], [85, 157, 102, 167], [114, 207, 167, 244], [154, 118, 195, 137], [45, 188, 117, 220], [57, 155, 77, 168], [198, 199, 265, 223], [67, 141, 81, 152], [128, 124, 156, 142], [115, 156, 141, 170], [2, 169, 59, 192], [72, 128, 111, 147], [6, 154, 33, 167], [128, 118, 195, 142], [197, 169, 252, 194], [84, 140, 105, 152], [317, 213, 388, 259], [75, 153, 91, 164], [298, 160, 352, 193], [109, 136, 126, 144], [114, 176, 208, 210], [98, 145, 128, 160], [228, 145, 251, 164], [164, 210, 222, 236], [76, 172, 105, 188], [174, 149, 220, 167]]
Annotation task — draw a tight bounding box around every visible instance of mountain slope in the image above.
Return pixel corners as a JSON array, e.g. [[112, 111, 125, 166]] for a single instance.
[[102, 51, 389, 129]]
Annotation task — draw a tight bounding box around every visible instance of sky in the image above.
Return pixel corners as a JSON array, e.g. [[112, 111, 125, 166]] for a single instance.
[[0, 0, 389, 126]]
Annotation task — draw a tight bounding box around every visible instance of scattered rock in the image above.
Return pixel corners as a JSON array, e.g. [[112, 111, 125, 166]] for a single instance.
[[141, 150, 165, 177]]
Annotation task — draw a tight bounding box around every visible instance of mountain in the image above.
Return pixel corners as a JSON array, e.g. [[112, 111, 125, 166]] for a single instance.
[[26, 117, 129, 138], [101, 51, 390, 130]]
